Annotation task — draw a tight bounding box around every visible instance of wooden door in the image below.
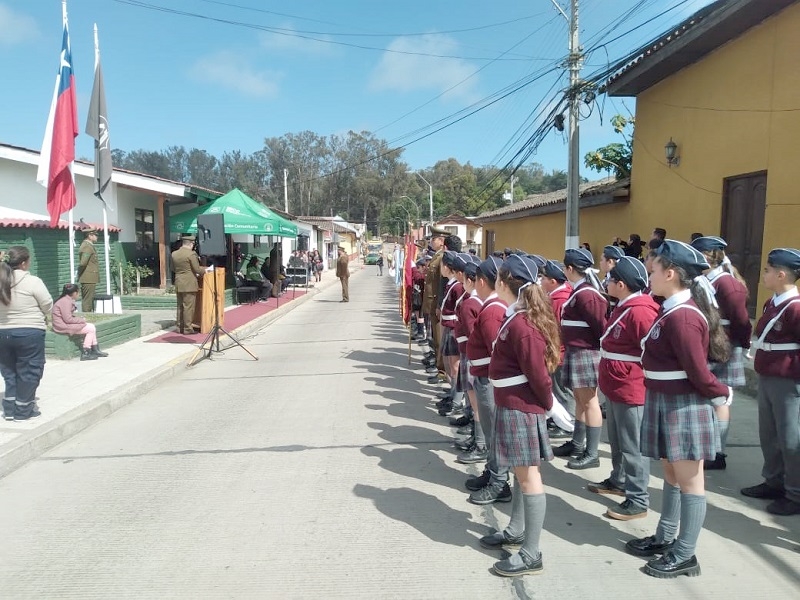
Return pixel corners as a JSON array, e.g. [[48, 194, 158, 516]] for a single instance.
[[485, 230, 495, 259], [721, 172, 767, 317]]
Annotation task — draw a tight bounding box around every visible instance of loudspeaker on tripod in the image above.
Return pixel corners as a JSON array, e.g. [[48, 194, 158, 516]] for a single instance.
[[197, 213, 226, 256]]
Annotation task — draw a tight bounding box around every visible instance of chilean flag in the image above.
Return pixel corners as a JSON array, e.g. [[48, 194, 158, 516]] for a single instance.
[[37, 7, 78, 227]]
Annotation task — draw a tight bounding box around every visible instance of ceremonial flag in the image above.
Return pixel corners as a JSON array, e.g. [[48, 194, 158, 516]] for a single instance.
[[86, 38, 112, 197], [37, 4, 78, 227], [403, 236, 415, 324]]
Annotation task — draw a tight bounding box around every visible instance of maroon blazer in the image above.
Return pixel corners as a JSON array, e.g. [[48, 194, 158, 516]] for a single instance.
[[466, 295, 506, 378], [709, 271, 752, 349], [641, 298, 729, 398], [489, 312, 553, 414], [455, 294, 482, 354], [440, 279, 463, 329], [598, 294, 659, 405], [753, 295, 800, 379], [549, 283, 572, 364], [561, 281, 608, 349]]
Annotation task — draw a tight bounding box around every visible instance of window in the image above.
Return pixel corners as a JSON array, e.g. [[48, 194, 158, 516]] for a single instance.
[[135, 208, 155, 252], [444, 226, 458, 236]]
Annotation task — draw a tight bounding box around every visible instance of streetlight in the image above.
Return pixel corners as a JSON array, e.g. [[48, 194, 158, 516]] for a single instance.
[[414, 172, 434, 230], [398, 195, 421, 237]]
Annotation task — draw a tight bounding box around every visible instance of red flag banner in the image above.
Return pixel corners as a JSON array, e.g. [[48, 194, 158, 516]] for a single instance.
[[403, 236, 415, 324], [37, 8, 78, 226]]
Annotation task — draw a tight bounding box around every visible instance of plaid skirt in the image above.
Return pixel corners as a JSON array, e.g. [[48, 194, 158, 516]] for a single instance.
[[493, 407, 554, 467], [562, 347, 600, 389], [441, 327, 459, 356], [710, 346, 746, 388], [641, 390, 719, 462]]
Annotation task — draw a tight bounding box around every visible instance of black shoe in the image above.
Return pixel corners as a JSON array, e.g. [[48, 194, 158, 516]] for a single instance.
[[600, 404, 607, 420], [465, 469, 490, 492], [434, 389, 452, 399], [437, 400, 453, 416], [625, 535, 675, 557], [553, 440, 583, 458], [456, 423, 473, 436], [741, 482, 785, 500], [644, 552, 701, 578], [3, 413, 13, 421], [567, 451, 600, 470], [456, 445, 488, 464], [548, 427, 572, 439], [606, 498, 648, 521], [469, 482, 512, 505], [493, 551, 543, 577], [427, 375, 441, 384], [766, 497, 800, 516], [704, 453, 727, 470], [587, 478, 625, 496], [479, 529, 524, 551], [435, 397, 452, 409], [417, 339, 429, 346], [424, 367, 438, 375], [91, 344, 109, 358], [450, 415, 471, 427], [455, 437, 474, 452], [80, 348, 98, 361], [13, 410, 42, 422], [439, 402, 462, 417]]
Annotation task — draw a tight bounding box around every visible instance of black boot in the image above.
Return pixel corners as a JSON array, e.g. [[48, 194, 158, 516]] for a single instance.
[[80, 348, 98, 361], [91, 344, 109, 358]]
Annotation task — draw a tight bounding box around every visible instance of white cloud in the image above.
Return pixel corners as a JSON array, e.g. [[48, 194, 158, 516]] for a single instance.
[[368, 35, 479, 101], [189, 51, 280, 98], [258, 25, 335, 56], [0, 4, 39, 45]]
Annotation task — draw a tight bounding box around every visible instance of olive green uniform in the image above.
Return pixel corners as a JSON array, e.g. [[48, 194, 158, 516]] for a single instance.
[[172, 245, 205, 333], [78, 239, 99, 312], [423, 249, 444, 372]]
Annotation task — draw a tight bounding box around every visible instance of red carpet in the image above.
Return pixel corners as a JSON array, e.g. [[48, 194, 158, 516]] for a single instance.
[[146, 290, 307, 344]]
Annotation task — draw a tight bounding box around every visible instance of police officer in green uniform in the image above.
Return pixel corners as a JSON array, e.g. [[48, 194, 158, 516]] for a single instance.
[[422, 226, 449, 378], [172, 234, 205, 334], [78, 228, 99, 312]]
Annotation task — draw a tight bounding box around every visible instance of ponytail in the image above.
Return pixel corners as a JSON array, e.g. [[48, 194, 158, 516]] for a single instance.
[[687, 276, 731, 363], [59, 283, 80, 300], [570, 264, 603, 292], [705, 249, 748, 294], [499, 267, 561, 373], [0, 246, 30, 306]]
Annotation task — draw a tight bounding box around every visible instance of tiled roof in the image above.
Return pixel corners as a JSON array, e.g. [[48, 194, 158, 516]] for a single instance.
[[436, 213, 479, 227], [0, 207, 122, 232], [478, 178, 628, 221]]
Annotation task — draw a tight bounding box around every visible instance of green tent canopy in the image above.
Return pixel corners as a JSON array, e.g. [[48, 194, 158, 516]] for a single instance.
[[170, 188, 298, 237]]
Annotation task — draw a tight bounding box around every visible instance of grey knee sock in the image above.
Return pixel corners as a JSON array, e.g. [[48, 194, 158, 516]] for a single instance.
[[585, 425, 602, 457], [451, 390, 464, 407], [672, 493, 707, 561], [655, 483, 681, 544], [473, 418, 486, 449], [520, 493, 546, 561], [718, 420, 730, 454], [505, 479, 525, 537], [572, 420, 586, 447]]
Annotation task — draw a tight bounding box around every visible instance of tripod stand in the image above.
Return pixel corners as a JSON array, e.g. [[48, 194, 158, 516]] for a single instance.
[[188, 265, 258, 367]]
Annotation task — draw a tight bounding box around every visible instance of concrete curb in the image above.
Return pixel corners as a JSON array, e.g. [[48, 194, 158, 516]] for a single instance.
[[0, 281, 327, 479]]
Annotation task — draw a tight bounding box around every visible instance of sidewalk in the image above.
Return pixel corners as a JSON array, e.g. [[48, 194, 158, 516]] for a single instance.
[[0, 264, 359, 479]]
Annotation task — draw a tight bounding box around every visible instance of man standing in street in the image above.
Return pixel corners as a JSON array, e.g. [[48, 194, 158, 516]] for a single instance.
[[422, 227, 449, 380], [336, 246, 350, 302], [78, 228, 99, 312], [172, 234, 205, 334]]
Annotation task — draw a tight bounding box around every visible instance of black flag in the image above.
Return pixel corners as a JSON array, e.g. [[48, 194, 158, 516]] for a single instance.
[[86, 55, 112, 197]]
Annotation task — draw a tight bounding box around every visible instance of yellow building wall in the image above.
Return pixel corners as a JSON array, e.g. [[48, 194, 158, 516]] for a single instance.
[[487, 202, 631, 264], [628, 3, 800, 307]]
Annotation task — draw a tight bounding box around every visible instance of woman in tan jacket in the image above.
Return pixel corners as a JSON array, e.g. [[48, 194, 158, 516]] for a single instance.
[[0, 246, 53, 421]]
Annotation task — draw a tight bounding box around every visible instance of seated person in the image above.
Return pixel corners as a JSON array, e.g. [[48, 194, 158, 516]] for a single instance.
[[51, 283, 108, 361], [244, 257, 273, 300]]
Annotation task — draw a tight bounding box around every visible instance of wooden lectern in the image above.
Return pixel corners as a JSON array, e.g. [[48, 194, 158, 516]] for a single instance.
[[193, 267, 225, 333]]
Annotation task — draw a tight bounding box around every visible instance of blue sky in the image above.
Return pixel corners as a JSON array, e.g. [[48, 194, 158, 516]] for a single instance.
[[1, 0, 713, 174]]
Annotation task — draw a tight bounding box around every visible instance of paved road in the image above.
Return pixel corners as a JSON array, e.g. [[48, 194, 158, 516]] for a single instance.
[[0, 268, 797, 599]]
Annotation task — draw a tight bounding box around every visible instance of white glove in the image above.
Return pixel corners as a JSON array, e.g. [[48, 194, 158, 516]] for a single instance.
[[547, 396, 574, 432], [711, 386, 734, 407]]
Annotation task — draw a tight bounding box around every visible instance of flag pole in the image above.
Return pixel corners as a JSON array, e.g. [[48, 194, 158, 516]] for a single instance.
[[94, 23, 112, 296], [65, 1, 76, 285]]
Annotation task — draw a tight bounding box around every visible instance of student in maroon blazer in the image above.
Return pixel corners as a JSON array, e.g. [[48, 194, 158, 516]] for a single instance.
[[626, 240, 731, 579], [590, 257, 659, 522], [541, 259, 575, 436], [478, 255, 561, 578], [465, 256, 511, 504], [691, 236, 753, 471], [553, 248, 608, 470], [454, 254, 486, 465], [438, 251, 466, 415], [741, 248, 800, 517]]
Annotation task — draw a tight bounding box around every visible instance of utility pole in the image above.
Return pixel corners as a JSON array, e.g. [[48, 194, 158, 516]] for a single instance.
[[415, 172, 434, 231], [283, 168, 289, 213], [510, 175, 518, 204], [552, 0, 582, 250]]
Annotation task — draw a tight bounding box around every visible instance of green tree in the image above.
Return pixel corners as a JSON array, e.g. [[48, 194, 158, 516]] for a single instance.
[[584, 114, 634, 180]]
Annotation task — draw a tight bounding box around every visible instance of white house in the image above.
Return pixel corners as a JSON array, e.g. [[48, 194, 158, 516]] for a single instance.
[[435, 214, 483, 254]]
